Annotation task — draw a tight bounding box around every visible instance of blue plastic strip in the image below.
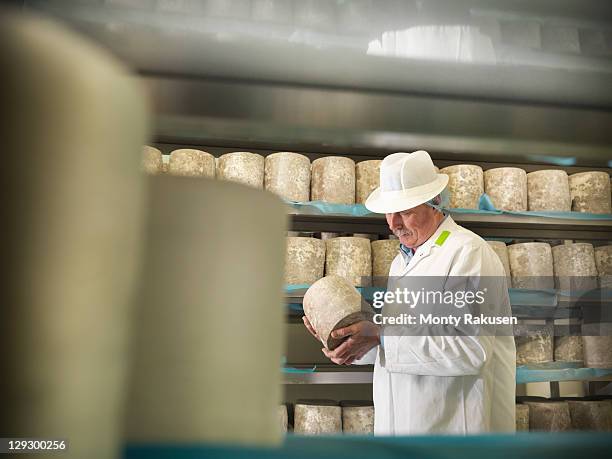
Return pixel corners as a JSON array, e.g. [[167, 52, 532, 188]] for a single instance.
[[285, 196, 612, 220], [282, 365, 317, 374], [517, 363, 612, 384], [285, 199, 374, 217], [508, 288, 557, 307], [286, 285, 385, 302]]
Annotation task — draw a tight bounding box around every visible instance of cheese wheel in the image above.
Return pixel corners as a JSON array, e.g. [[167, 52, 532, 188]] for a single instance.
[[569, 171, 611, 214], [278, 405, 288, 433], [303, 275, 368, 350], [568, 400, 612, 431], [514, 324, 554, 365], [142, 146, 163, 175], [595, 245, 612, 288], [325, 237, 372, 286], [508, 243, 554, 290], [161, 155, 169, 174], [311, 156, 355, 204], [554, 335, 584, 363], [126, 177, 286, 445], [516, 404, 530, 431], [294, 401, 342, 435], [439, 165, 483, 209], [264, 152, 310, 202], [487, 241, 512, 287], [355, 160, 381, 204], [284, 237, 325, 285], [552, 243, 598, 292], [371, 240, 400, 286], [2, 14, 149, 456], [582, 336, 612, 368], [217, 152, 264, 188], [527, 170, 571, 211], [524, 401, 572, 431], [168, 149, 215, 178], [484, 167, 528, 211], [341, 401, 374, 434]]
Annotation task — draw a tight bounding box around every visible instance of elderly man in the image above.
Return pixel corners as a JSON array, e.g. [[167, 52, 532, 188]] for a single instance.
[[303, 150, 516, 435]]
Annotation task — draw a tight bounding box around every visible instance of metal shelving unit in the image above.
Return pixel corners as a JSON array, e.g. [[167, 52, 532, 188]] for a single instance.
[[282, 365, 612, 385], [283, 366, 374, 385], [290, 210, 612, 240]]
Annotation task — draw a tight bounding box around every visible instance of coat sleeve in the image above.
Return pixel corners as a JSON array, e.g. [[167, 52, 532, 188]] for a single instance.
[[381, 243, 495, 377]]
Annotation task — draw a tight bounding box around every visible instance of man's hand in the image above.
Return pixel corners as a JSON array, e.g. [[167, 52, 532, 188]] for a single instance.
[[322, 320, 380, 365]]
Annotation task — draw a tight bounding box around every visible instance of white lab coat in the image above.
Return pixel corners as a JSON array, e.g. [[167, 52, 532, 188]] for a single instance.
[[360, 216, 516, 435]]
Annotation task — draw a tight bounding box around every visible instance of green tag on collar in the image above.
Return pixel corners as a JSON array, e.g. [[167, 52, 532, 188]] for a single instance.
[[435, 230, 450, 246]]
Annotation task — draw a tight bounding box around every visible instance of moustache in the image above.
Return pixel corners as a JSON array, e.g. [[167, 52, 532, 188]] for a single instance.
[[393, 228, 412, 238]]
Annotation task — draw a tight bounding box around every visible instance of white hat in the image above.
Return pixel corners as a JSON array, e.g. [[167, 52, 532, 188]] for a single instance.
[[365, 150, 448, 214]]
